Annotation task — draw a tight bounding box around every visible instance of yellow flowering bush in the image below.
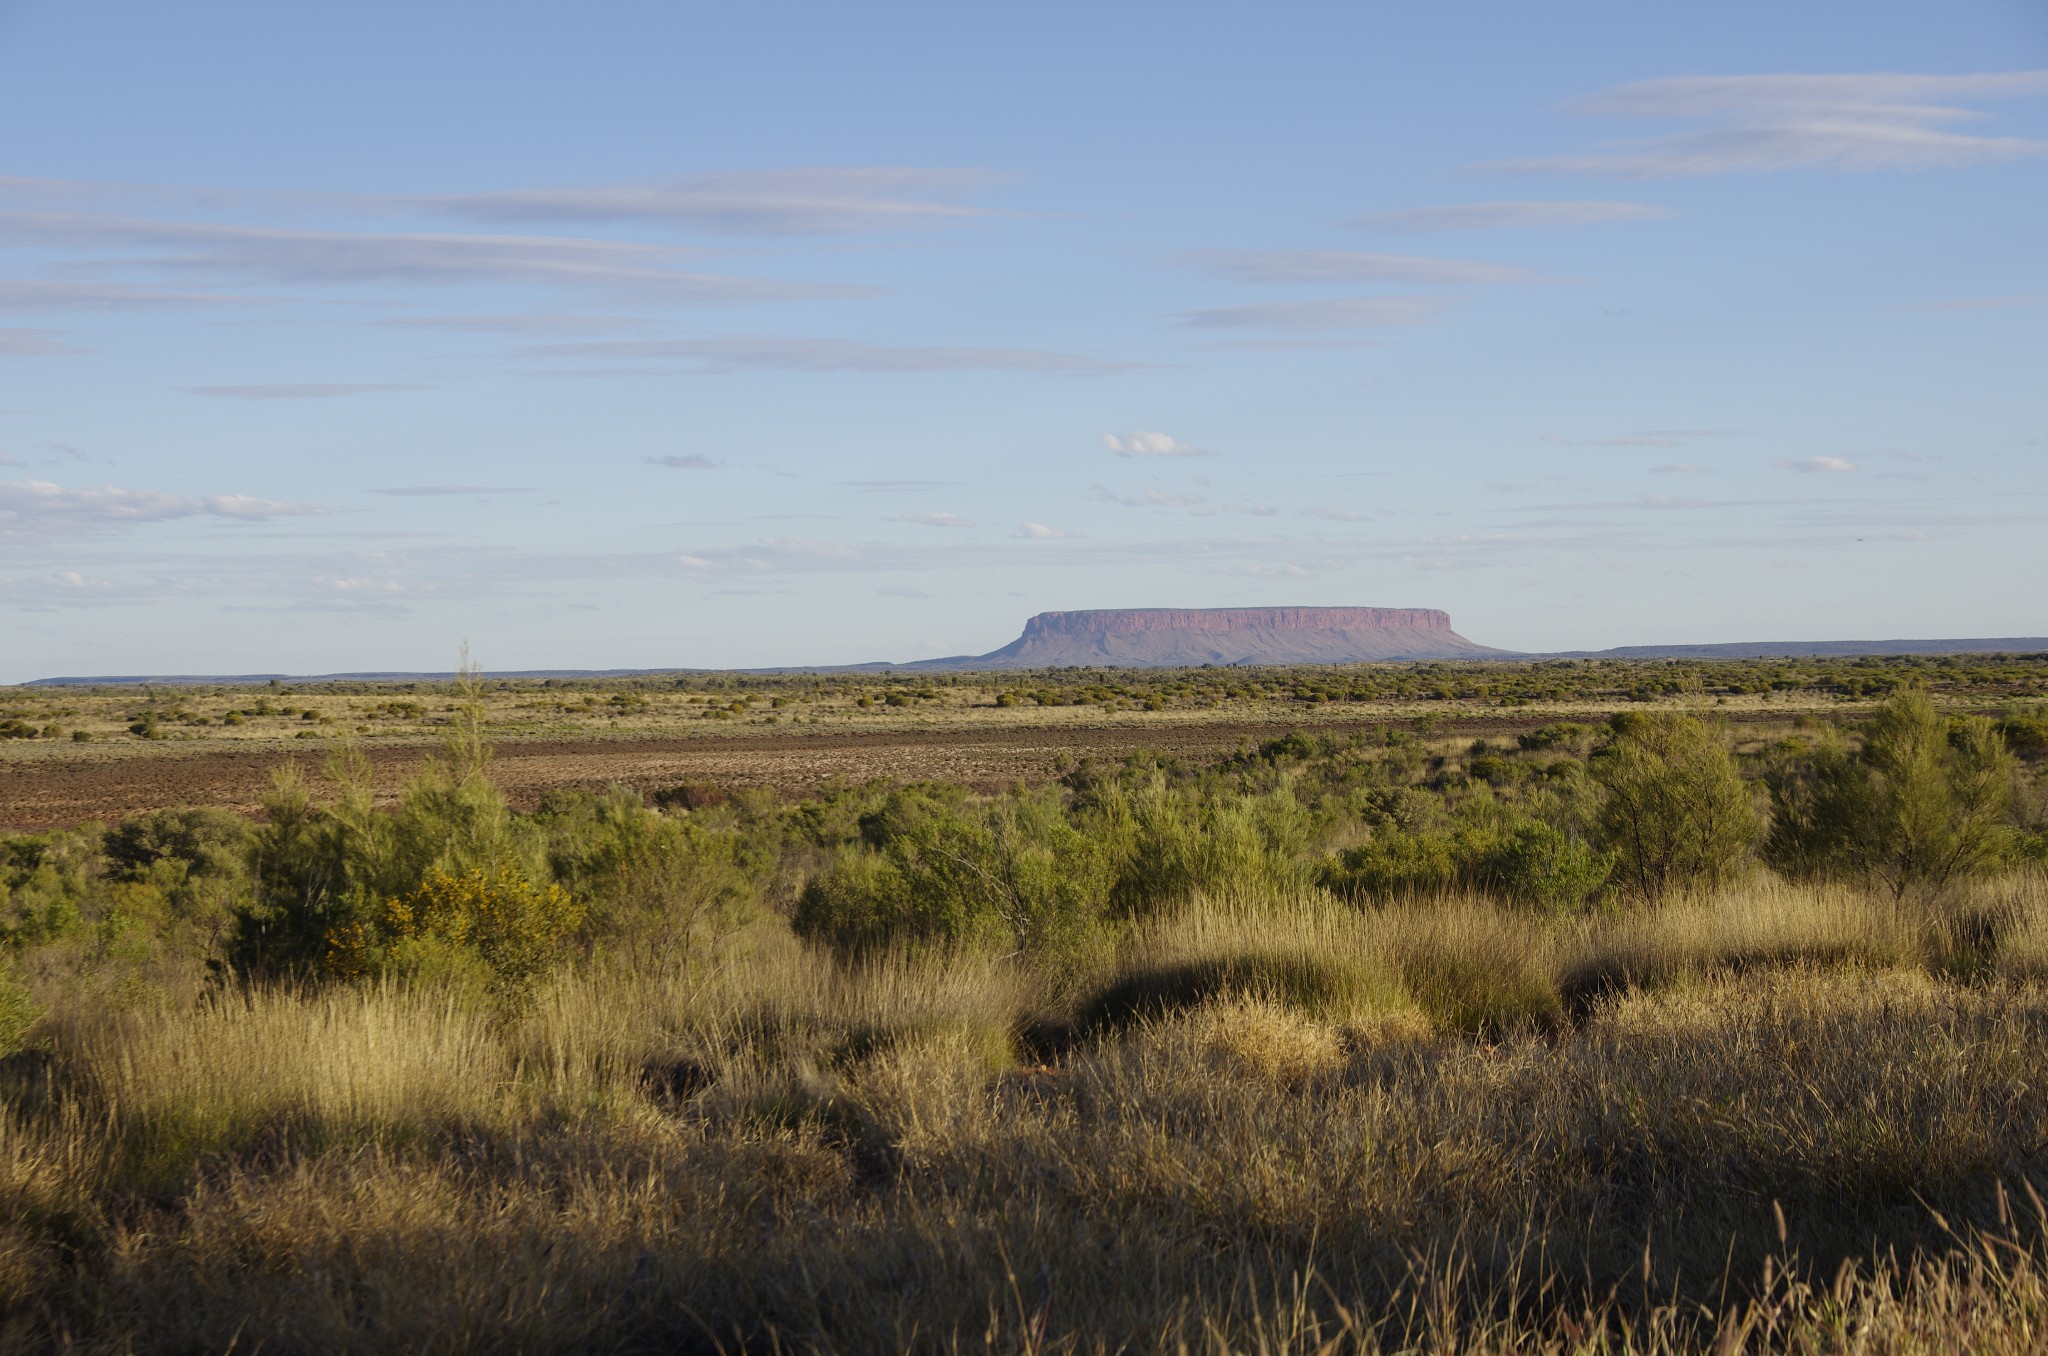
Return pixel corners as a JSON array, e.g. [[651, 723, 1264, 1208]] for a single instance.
[[325, 867, 582, 990]]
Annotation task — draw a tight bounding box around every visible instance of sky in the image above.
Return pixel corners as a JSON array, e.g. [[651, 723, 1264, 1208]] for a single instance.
[[0, 1, 2044, 680]]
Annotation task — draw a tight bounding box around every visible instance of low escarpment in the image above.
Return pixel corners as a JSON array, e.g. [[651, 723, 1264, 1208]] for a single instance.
[[919, 606, 1508, 668]]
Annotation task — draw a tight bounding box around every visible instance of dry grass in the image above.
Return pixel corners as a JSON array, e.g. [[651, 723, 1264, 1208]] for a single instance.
[[9, 879, 2048, 1351]]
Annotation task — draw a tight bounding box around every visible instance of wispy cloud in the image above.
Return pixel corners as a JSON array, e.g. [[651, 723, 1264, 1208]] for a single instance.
[[185, 383, 425, 399], [839, 479, 967, 493], [528, 335, 1130, 373], [1544, 429, 1751, 448], [0, 478, 326, 530], [0, 328, 77, 356], [1181, 250, 1541, 285], [1651, 463, 1706, 474], [1303, 506, 1371, 521], [1891, 295, 2039, 312], [374, 312, 656, 335], [891, 510, 975, 528], [1016, 521, 1079, 539], [1176, 296, 1448, 331], [1488, 71, 2048, 177], [0, 280, 248, 311], [0, 211, 863, 301], [369, 485, 538, 496], [1354, 200, 1674, 231], [400, 168, 1007, 235], [1780, 456, 1857, 473], [1090, 485, 1206, 508], [1104, 430, 1202, 457], [647, 454, 719, 470]]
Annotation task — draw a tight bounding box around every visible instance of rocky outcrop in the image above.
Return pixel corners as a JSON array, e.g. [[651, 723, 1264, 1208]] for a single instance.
[[915, 606, 1508, 669]]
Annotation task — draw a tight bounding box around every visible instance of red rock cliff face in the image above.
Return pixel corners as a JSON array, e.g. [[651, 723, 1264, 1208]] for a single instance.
[[929, 606, 1505, 668]]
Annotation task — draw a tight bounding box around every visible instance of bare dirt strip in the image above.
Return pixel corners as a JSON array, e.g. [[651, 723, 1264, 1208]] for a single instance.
[[0, 710, 1794, 831]]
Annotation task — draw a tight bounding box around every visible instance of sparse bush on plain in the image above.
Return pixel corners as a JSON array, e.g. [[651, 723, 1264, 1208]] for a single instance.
[[1594, 712, 1761, 900], [1769, 690, 2020, 900]]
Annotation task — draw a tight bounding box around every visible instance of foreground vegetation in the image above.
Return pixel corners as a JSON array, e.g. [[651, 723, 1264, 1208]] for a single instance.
[[4, 679, 2048, 1351]]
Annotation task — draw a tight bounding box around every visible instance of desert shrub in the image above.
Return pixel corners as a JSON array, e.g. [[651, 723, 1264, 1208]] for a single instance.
[[324, 866, 582, 992], [102, 808, 253, 930], [540, 787, 761, 963], [1995, 713, 2048, 759], [1098, 783, 1311, 916], [1768, 691, 2018, 900], [1320, 819, 1609, 913], [1594, 713, 1760, 900], [795, 792, 1114, 961], [1319, 829, 1459, 901], [1518, 722, 1592, 752], [1466, 820, 1613, 913]]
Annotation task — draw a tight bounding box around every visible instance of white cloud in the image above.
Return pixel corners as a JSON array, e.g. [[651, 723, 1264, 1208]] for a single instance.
[[647, 454, 719, 470], [528, 335, 1130, 373], [0, 478, 326, 529], [400, 168, 1007, 235], [1489, 70, 2048, 178], [1103, 431, 1201, 458], [1180, 250, 1540, 285], [1303, 507, 1371, 522], [1016, 522, 1079, 539], [892, 510, 975, 528], [1354, 200, 1674, 231], [185, 383, 424, 399], [1780, 456, 1857, 473], [1651, 463, 1706, 474], [1090, 485, 1207, 508], [1176, 296, 1448, 331], [0, 211, 862, 301]]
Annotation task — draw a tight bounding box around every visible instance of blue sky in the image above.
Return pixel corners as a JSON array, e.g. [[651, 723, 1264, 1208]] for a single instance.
[[1, 1, 2043, 679]]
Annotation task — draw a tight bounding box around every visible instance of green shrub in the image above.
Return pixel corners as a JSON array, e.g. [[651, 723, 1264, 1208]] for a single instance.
[[324, 866, 583, 992], [1768, 692, 2018, 900], [1594, 713, 1760, 900]]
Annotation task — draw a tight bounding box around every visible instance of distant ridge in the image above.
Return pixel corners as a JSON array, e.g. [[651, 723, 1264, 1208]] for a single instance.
[[1562, 638, 2048, 660], [18, 623, 2048, 685]]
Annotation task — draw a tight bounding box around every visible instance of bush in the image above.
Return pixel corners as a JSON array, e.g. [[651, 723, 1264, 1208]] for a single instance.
[[324, 866, 582, 991], [795, 792, 1114, 961], [1594, 713, 1760, 900], [1768, 691, 2018, 900]]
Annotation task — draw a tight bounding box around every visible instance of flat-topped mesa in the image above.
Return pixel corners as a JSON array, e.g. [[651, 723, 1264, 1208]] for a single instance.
[[924, 605, 1508, 669], [1020, 606, 1456, 640]]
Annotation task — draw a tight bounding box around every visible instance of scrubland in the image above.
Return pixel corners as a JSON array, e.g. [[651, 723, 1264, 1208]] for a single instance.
[[4, 675, 2048, 1352]]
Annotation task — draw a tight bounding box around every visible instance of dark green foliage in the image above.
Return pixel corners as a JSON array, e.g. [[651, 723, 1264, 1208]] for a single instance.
[[794, 790, 1117, 961], [1768, 692, 2018, 900], [1593, 713, 1761, 900], [1079, 950, 1381, 1033]]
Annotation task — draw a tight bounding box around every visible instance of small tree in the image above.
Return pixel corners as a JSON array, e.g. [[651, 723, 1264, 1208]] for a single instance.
[[1593, 714, 1760, 900], [1768, 691, 2016, 900]]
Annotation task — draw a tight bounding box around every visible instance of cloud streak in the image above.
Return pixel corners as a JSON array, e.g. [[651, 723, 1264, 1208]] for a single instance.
[[1176, 296, 1448, 331], [1104, 431, 1201, 457], [1354, 200, 1674, 231], [1182, 250, 1541, 285], [0, 211, 865, 301], [527, 335, 1131, 374], [401, 168, 1007, 235], [1488, 70, 2048, 177], [0, 328, 76, 356], [185, 383, 425, 399], [0, 478, 326, 531]]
